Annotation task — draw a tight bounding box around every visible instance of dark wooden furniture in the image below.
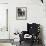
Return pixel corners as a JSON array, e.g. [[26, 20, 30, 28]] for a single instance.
[[19, 23, 41, 46]]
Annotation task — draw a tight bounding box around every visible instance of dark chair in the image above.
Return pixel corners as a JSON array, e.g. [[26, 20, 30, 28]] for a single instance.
[[19, 23, 40, 46]]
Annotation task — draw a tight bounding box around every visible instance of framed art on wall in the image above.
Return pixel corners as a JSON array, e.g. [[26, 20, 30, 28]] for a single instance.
[[16, 7, 27, 20]]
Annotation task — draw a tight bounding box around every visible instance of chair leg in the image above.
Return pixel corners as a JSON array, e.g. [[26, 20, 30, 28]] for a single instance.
[[20, 41, 21, 45], [30, 41, 34, 46], [30, 39, 34, 46]]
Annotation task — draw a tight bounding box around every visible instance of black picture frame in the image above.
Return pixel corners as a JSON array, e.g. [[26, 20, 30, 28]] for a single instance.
[[16, 7, 27, 20]]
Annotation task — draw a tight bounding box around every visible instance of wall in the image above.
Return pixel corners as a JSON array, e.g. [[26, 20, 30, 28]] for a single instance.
[[0, 3, 9, 39], [0, 0, 8, 3], [0, 0, 13, 46], [9, 0, 46, 45], [0, 0, 46, 46]]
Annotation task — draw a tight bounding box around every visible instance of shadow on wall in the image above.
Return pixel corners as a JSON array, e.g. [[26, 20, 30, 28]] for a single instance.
[[40, 25, 45, 46]]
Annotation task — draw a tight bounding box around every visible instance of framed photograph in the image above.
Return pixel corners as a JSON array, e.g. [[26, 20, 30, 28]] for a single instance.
[[16, 7, 27, 20]]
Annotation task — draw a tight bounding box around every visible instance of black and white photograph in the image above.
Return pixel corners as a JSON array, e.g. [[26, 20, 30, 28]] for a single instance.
[[16, 7, 27, 20], [0, 0, 46, 46]]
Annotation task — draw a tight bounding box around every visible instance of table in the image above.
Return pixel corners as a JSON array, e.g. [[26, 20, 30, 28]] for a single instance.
[[13, 34, 20, 46]]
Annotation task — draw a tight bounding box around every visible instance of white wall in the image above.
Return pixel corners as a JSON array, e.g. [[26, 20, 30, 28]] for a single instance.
[[0, 0, 46, 46], [0, 0, 8, 3], [9, 0, 46, 46], [0, 0, 13, 46], [0, 4, 9, 39]]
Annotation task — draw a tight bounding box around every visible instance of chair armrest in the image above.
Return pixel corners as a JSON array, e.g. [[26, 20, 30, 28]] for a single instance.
[[22, 31, 28, 35], [19, 34, 24, 41], [19, 31, 27, 41]]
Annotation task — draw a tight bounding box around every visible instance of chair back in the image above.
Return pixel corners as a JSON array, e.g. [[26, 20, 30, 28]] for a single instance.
[[27, 23, 40, 35]]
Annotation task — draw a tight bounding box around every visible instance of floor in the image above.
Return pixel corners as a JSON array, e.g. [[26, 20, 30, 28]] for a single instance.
[[0, 43, 14, 46], [0, 42, 43, 46], [19, 41, 43, 46], [0, 40, 43, 46]]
